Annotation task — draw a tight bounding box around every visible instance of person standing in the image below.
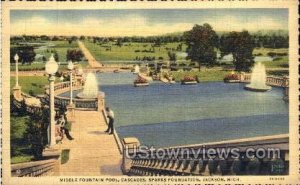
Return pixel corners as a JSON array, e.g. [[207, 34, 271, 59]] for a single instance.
[[57, 114, 74, 140], [105, 107, 114, 135]]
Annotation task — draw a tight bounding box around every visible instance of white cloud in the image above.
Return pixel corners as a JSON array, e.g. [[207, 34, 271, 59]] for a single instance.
[[203, 15, 285, 32]]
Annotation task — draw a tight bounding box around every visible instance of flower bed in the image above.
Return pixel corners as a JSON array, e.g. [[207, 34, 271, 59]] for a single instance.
[[181, 75, 197, 85], [182, 75, 196, 82], [134, 77, 148, 84]]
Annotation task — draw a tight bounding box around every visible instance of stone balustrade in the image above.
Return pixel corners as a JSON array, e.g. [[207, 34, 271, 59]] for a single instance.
[[11, 158, 59, 177], [124, 134, 288, 176], [44, 79, 105, 111], [240, 73, 289, 87]]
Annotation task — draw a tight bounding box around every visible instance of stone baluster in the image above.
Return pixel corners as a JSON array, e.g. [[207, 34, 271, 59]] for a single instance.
[[218, 157, 228, 175], [229, 157, 242, 175], [246, 156, 261, 175], [207, 158, 218, 175]]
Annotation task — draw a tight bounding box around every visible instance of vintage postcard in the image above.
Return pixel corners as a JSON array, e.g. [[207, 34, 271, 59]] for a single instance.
[[1, 0, 299, 185]]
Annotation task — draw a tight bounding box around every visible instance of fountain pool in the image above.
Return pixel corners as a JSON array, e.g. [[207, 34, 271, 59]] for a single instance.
[[61, 72, 288, 147]]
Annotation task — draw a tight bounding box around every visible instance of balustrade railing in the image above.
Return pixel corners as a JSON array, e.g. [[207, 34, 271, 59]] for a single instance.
[[240, 74, 289, 87], [43, 80, 102, 110], [124, 134, 289, 176]]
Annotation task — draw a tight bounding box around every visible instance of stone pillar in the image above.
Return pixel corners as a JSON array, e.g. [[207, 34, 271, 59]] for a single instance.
[[69, 71, 73, 105], [240, 72, 245, 81], [97, 92, 105, 112], [49, 75, 56, 147], [121, 137, 140, 174]]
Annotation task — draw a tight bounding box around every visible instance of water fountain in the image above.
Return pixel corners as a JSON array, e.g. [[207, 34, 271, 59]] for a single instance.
[[77, 72, 99, 99], [133, 65, 140, 74], [244, 62, 271, 92]]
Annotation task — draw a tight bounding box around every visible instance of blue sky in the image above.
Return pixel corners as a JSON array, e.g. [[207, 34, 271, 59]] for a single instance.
[[11, 9, 288, 36]]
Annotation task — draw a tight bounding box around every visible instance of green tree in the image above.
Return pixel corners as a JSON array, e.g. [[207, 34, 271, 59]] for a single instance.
[[116, 38, 123, 47], [53, 51, 59, 62], [168, 51, 177, 62], [26, 107, 50, 159], [220, 31, 255, 72], [66, 49, 84, 62], [10, 46, 36, 65], [184, 24, 218, 71]]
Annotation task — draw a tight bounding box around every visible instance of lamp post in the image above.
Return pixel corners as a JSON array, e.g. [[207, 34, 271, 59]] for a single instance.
[[45, 54, 58, 147], [14, 54, 20, 88], [68, 61, 74, 105]]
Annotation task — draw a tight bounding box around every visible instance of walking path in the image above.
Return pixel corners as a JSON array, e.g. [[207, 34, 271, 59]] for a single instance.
[[60, 110, 123, 176], [78, 41, 103, 68]]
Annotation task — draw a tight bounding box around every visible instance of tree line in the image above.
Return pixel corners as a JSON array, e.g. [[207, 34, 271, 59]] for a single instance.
[[11, 30, 288, 49]]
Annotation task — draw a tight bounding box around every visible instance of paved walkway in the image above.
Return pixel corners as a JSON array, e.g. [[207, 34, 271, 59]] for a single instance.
[[60, 110, 123, 176], [78, 41, 103, 68]]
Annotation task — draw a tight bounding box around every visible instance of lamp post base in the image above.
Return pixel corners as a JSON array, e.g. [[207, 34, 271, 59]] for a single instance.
[[12, 86, 22, 99], [67, 103, 75, 120]]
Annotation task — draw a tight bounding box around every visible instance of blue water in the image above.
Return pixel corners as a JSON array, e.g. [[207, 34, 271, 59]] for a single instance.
[[63, 72, 289, 147]]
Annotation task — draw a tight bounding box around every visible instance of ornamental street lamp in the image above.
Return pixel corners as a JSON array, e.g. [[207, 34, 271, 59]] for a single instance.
[[67, 61, 74, 105], [45, 54, 59, 147], [14, 54, 20, 88]]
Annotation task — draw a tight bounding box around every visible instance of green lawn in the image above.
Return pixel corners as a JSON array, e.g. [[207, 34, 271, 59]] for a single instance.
[[11, 41, 88, 71], [253, 47, 288, 56], [262, 56, 289, 68], [11, 63, 45, 71], [34, 41, 79, 63], [83, 41, 187, 62], [171, 69, 229, 82], [11, 76, 48, 95]]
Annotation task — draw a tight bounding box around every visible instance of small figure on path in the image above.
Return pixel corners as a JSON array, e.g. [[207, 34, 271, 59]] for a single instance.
[[57, 114, 74, 140], [105, 107, 115, 135]]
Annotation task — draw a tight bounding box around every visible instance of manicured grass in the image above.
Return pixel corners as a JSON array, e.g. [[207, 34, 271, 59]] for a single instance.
[[253, 47, 288, 56], [34, 41, 79, 63], [83, 41, 187, 62], [11, 155, 34, 164], [61, 149, 70, 164], [171, 68, 230, 82], [11, 63, 45, 71], [262, 56, 289, 68], [11, 76, 48, 95], [11, 41, 88, 71]]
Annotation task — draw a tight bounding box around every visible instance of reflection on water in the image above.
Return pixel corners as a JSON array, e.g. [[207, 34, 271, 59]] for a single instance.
[[62, 73, 288, 147]]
